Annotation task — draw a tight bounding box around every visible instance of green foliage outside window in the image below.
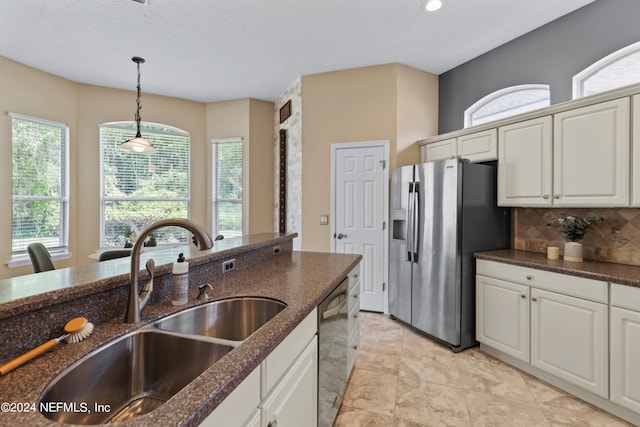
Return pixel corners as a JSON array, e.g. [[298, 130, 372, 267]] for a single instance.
[[12, 116, 67, 252], [101, 123, 190, 247]]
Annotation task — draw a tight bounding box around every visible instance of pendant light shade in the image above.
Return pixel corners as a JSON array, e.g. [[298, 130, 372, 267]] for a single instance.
[[119, 56, 156, 154]]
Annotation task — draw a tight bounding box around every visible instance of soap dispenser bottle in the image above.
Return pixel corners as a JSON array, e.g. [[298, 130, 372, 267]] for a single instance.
[[172, 253, 189, 306]]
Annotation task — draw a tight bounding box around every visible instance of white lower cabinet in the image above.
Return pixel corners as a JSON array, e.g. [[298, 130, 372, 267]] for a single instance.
[[201, 309, 318, 427], [261, 337, 318, 427], [347, 264, 361, 375], [476, 275, 529, 362], [199, 368, 261, 427], [611, 284, 640, 414], [530, 288, 607, 397], [476, 260, 608, 398]]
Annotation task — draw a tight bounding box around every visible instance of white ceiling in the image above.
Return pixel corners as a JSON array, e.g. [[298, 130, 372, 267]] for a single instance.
[[1, 0, 594, 103]]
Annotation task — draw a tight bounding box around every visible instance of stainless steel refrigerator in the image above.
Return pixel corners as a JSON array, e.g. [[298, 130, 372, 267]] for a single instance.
[[389, 158, 510, 352]]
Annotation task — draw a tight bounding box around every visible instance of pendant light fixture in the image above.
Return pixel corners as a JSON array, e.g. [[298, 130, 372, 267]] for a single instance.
[[423, 0, 443, 12], [119, 56, 156, 154]]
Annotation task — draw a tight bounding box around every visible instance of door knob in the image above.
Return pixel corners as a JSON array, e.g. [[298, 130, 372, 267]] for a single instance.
[[336, 233, 347, 239]]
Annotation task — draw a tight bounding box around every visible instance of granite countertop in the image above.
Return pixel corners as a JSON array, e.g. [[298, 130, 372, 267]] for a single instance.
[[0, 233, 297, 320], [0, 250, 361, 427], [475, 249, 640, 288]]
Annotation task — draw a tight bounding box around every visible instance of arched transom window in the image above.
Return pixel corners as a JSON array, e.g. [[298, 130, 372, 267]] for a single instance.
[[464, 84, 550, 128], [573, 40, 640, 98]]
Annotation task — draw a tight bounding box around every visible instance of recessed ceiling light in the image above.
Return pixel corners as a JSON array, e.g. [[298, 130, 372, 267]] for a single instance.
[[424, 0, 443, 12]]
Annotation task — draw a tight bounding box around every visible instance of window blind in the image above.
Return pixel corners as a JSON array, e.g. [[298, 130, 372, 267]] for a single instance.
[[212, 139, 243, 238], [100, 122, 190, 248], [11, 113, 69, 253]]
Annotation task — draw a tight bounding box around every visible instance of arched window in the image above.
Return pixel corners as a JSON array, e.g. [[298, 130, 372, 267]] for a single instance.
[[464, 84, 550, 128], [99, 121, 191, 248], [573, 41, 640, 98]]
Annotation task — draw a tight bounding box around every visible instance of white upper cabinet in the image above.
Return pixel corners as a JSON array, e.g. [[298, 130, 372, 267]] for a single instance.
[[457, 129, 497, 162], [553, 98, 629, 206], [497, 98, 630, 207], [422, 130, 497, 163], [423, 138, 457, 162], [632, 95, 640, 206], [498, 116, 553, 206]]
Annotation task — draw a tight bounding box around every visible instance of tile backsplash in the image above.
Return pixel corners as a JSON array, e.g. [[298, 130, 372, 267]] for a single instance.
[[513, 207, 640, 266]]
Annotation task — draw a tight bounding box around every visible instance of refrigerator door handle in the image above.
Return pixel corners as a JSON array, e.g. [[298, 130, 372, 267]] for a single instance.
[[411, 182, 420, 262], [406, 182, 414, 262]]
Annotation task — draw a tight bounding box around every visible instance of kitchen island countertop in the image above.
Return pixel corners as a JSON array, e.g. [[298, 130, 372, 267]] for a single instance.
[[0, 249, 361, 426]]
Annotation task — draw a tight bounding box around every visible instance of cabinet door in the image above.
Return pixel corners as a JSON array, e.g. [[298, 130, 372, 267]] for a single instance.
[[200, 368, 260, 427], [457, 129, 497, 162], [530, 289, 608, 397], [262, 336, 318, 427], [611, 307, 640, 413], [424, 138, 457, 162], [476, 275, 530, 362], [498, 116, 552, 207], [553, 98, 629, 206]]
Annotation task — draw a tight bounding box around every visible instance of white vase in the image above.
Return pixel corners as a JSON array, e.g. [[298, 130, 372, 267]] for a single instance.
[[564, 242, 583, 262]]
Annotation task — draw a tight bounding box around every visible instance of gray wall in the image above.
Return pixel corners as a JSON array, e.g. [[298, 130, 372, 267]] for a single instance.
[[438, 0, 640, 133]]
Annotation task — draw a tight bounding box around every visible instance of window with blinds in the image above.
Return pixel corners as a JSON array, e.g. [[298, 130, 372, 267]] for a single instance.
[[211, 138, 243, 238], [100, 122, 190, 248], [11, 113, 69, 255]]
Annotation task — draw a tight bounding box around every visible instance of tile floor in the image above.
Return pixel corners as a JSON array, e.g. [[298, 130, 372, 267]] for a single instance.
[[335, 312, 633, 427]]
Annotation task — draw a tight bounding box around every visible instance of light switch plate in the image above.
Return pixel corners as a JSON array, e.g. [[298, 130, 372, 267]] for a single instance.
[[320, 215, 329, 225]]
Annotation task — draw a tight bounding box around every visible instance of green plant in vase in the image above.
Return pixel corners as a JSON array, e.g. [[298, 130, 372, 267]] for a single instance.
[[553, 215, 601, 262]]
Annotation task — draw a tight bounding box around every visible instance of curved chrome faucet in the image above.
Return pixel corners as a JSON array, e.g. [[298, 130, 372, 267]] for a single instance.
[[124, 218, 214, 323]]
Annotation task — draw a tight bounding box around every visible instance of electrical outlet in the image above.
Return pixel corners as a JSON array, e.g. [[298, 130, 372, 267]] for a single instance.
[[273, 245, 281, 255], [222, 259, 235, 273]]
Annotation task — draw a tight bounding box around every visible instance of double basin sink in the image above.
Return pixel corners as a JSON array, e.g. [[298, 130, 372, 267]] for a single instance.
[[40, 297, 286, 425]]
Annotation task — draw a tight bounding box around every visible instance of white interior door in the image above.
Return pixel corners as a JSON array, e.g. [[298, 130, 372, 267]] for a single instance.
[[331, 141, 388, 313]]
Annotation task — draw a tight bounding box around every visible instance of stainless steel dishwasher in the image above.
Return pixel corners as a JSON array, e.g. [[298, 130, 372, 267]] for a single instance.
[[317, 277, 349, 427]]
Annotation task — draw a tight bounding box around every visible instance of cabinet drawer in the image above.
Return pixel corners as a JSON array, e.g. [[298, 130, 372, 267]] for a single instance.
[[476, 260, 607, 303], [347, 298, 360, 335], [611, 283, 640, 311], [262, 308, 317, 398], [347, 324, 360, 376]]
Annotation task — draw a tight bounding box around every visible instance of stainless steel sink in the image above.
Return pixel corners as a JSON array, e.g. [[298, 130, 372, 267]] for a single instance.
[[153, 297, 287, 342], [40, 330, 233, 425]]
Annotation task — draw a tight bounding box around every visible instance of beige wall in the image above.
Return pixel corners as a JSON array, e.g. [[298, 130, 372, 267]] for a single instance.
[[300, 64, 438, 252], [396, 64, 439, 166], [0, 57, 78, 277], [1, 57, 274, 279], [248, 99, 275, 233], [206, 98, 275, 235]]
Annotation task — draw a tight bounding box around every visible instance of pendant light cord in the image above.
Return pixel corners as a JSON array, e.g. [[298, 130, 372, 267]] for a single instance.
[[133, 57, 145, 138]]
